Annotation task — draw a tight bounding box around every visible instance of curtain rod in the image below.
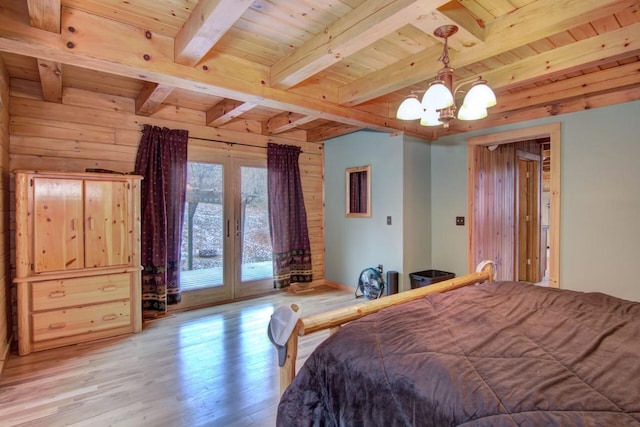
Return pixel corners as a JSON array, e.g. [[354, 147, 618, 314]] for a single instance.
[[189, 136, 304, 153]]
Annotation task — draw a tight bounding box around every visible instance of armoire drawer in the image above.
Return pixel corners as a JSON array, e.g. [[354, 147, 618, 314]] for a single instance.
[[32, 300, 131, 342], [31, 273, 131, 311]]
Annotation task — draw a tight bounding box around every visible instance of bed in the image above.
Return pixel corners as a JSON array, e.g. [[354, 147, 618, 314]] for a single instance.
[[275, 265, 640, 426]]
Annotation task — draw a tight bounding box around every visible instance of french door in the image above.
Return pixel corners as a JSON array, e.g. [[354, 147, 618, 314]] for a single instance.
[[174, 158, 274, 310]]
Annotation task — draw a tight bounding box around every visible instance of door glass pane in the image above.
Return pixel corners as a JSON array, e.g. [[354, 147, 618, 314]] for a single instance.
[[181, 162, 224, 290], [240, 166, 272, 282]]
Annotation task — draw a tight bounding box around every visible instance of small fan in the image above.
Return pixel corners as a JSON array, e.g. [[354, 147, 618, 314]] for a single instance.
[[355, 267, 385, 299]]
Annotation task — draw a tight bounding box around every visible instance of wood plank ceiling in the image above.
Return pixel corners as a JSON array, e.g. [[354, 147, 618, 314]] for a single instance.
[[0, 0, 638, 142]]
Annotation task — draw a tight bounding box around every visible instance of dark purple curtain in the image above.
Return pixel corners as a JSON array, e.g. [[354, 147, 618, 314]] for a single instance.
[[134, 125, 188, 316], [267, 143, 313, 288]]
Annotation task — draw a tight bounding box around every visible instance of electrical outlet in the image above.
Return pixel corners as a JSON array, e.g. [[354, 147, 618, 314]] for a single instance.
[[456, 216, 465, 226], [387, 216, 392, 225]]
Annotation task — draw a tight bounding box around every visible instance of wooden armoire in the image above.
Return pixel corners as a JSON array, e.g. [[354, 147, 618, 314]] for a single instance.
[[14, 170, 142, 355]]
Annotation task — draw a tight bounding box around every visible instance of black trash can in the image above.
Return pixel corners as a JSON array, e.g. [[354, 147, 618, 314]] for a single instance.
[[409, 270, 455, 289]]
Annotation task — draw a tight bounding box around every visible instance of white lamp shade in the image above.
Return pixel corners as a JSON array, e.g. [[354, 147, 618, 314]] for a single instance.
[[421, 81, 454, 110], [396, 95, 423, 120], [420, 108, 442, 126], [463, 82, 496, 108], [457, 103, 488, 121]]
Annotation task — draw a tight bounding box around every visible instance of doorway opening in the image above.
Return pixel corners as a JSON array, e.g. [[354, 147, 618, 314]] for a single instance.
[[467, 124, 561, 287]]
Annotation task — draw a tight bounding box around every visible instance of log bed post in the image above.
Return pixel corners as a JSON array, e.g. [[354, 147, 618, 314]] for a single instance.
[[278, 263, 496, 395], [280, 323, 299, 393]]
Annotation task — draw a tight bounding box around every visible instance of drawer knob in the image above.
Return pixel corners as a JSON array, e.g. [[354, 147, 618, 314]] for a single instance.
[[103, 314, 118, 321], [102, 285, 118, 292], [49, 291, 66, 298], [49, 322, 66, 330]]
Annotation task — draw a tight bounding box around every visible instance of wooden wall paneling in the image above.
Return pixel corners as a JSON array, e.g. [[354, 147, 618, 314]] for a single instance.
[[8, 79, 42, 101], [11, 116, 116, 144], [62, 86, 135, 114], [146, 105, 206, 125], [0, 53, 10, 373], [10, 136, 138, 163]]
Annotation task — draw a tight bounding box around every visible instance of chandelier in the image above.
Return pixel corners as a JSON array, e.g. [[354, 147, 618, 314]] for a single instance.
[[396, 25, 496, 129]]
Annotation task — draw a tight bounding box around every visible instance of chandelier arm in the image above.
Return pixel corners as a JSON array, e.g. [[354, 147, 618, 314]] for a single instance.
[[452, 76, 483, 98]]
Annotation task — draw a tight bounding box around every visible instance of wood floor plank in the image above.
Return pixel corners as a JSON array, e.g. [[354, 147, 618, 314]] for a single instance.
[[0, 286, 357, 426]]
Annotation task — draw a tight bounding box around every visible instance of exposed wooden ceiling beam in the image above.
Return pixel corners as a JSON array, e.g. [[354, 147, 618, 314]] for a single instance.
[[206, 100, 257, 127], [411, 8, 484, 51], [265, 112, 319, 135], [27, 0, 62, 103], [467, 23, 640, 91], [270, 0, 450, 90], [0, 8, 423, 136], [437, 0, 486, 43], [27, 0, 61, 33], [174, 0, 254, 67], [338, 0, 635, 106], [36, 58, 62, 103], [491, 62, 640, 114], [135, 82, 174, 116]]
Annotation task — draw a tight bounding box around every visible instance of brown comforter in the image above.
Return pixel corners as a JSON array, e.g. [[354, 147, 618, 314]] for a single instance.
[[277, 281, 640, 426]]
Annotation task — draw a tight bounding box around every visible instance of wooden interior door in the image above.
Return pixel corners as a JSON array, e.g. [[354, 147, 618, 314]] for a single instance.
[[516, 153, 541, 282], [33, 178, 84, 272], [84, 180, 130, 268]]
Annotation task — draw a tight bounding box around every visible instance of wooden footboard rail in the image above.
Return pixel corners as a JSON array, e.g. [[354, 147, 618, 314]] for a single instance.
[[279, 263, 495, 394]]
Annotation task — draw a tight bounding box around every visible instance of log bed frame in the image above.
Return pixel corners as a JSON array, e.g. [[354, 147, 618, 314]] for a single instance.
[[279, 263, 496, 394]]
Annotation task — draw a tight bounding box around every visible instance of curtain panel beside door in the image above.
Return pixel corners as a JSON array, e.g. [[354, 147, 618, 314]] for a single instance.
[[267, 143, 313, 288], [135, 124, 188, 316]]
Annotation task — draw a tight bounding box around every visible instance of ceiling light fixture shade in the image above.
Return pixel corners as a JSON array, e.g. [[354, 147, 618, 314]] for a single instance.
[[462, 79, 496, 109], [457, 103, 488, 121], [396, 25, 496, 129], [396, 94, 423, 120], [421, 81, 453, 110]]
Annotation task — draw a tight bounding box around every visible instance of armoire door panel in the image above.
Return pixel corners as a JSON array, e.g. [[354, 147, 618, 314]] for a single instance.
[[33, 178, 84, 273], [84, 180, 130, 268]]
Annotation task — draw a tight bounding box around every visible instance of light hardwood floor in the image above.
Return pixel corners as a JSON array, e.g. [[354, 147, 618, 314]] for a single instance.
[[0, 286, 357, 426]]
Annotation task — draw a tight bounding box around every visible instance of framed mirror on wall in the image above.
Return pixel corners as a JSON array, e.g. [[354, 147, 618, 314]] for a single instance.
[[345, 165, 371, 218]]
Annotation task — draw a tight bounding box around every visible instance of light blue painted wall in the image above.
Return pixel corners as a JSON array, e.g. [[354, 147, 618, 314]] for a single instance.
[[431, 100, 640, 302], [402, 136, 432, 289], [324, 131, 405, 289]]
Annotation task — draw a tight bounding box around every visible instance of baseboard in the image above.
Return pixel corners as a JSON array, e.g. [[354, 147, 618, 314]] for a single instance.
[[323, 280, 353, 293], [287, 280, 354, 294]]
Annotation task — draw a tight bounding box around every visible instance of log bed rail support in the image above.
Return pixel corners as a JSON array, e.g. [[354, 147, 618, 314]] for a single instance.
[[279, 262, 496, 394]]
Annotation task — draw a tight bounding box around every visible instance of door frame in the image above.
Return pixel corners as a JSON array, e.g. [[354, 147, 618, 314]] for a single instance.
[[515, 151, 541, 282], [467, 123, 561, 288]]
